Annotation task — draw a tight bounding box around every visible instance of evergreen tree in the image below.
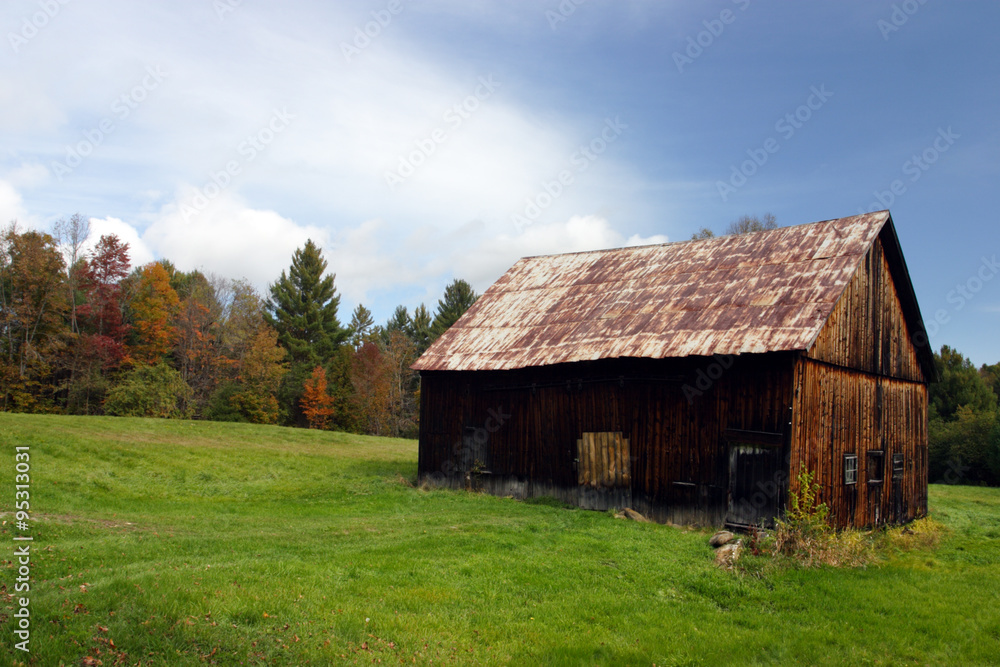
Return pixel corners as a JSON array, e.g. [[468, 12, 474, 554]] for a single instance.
[[409, 304, 433, 355], [265, 240, 347, 365], [348, 304, 374, 347], [265, 240, 347, 424], [385, 305, 411, 334], [430, 279, 478, 340]]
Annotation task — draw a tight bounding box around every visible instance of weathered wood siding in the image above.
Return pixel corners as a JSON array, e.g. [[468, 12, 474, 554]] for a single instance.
[[419, 354, 796, 525], [794, 231, 929, 528], [790, 358, 928, 528], [807, 235, 925, 383]]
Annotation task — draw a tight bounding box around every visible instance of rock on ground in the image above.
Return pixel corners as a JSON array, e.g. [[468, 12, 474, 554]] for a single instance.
[[709, 530, 736, 548], [714, 541, 742, 568]]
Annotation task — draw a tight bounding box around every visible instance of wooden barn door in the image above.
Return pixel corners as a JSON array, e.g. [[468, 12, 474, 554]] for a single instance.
[[576, 432, 631, 510], [725, 430, 785, 529]]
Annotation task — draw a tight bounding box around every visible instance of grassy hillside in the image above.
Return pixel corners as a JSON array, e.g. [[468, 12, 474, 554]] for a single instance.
[[1, 414, 998, 665]]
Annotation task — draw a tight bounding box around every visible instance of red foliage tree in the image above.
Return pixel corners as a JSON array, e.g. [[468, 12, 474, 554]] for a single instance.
[[77, 234, 131, 368]]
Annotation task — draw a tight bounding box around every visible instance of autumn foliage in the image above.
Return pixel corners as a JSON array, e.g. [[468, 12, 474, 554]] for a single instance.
[[1, 223, 475, 437], [300, 365, 335, 429]]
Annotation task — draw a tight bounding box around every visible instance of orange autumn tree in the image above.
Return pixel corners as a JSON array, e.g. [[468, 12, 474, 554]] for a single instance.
[[300, 365, 334, 429], [129, 262, 180, 365]]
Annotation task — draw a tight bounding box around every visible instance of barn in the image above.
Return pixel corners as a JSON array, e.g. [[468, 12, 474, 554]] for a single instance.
[[412, 211, 935, 529]]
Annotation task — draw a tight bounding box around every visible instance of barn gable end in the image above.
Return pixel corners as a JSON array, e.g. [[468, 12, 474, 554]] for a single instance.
[[806, 229, 930, 383]]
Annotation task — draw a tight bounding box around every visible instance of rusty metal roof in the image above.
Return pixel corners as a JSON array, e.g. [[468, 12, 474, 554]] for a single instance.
[[414, 211, 913, 372]]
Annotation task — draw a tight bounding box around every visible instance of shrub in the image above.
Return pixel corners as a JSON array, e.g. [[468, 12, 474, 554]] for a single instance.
[[929, 406, 999, 485], [104, 363, 192, 418], [204, 381, 280, 425], [771, 467, 871, 568]]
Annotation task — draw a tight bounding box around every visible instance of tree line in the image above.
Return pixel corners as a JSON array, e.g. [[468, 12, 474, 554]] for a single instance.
[[3, 215, 999, 484], [928, 346, 1000, 486], [0, 216, 477, 437]]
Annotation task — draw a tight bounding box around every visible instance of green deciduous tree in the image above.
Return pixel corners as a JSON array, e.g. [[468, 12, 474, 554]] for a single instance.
[[981, 362, 1000, 403], [928, 346, 1000, 486], [930, 345, 997, 421], [103, 363, 192, 418]]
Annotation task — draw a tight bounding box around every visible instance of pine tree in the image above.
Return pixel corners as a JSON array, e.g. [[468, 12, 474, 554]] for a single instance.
[[430, 279, 478, 340], [265, 240, 347, 424], [348, 304, 375, 347], [265, 240, 347, 365], [409, 304, 433, 355], [385, 305, 411, 333]]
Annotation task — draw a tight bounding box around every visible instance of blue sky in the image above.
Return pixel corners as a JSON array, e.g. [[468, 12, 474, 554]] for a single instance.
[[2, 0, 998, 364]]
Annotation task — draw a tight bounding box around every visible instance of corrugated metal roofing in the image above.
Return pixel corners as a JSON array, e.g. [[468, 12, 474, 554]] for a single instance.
[[413, 211, 896, 372]]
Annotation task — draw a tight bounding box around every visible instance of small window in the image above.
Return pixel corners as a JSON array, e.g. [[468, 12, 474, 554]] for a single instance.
[[892, 453, 905, 481], [867, 450, 884, 484], [844, 454, 858, 485]]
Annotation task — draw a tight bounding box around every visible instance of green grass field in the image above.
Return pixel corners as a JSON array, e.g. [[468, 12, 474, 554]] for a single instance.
[[1, 414, 998, 665]]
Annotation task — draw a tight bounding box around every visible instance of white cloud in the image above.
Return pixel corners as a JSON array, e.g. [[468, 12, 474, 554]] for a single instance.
[[0, 180, 27, 226], [85, 216, 155, 267], [3, 163, 50, 189], [450, 215, 669, 291], [141, 188, 326, 288], [0, 179, 44, 230]]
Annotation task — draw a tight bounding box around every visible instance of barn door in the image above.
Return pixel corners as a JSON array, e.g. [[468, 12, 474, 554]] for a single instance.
[[725, 431, 784, 529], [576, 432, 631, 510]]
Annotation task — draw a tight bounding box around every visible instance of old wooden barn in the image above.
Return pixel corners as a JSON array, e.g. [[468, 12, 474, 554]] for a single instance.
[[412, 211, 936, 529]]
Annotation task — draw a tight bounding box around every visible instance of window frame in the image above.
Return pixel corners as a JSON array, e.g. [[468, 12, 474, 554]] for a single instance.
[[843, 454, 858, 486], [891, 453, 905, 481], [867, 450, 884, 484]]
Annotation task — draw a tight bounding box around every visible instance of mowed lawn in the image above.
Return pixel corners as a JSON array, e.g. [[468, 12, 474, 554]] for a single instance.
[[1, 415, 999, 666]]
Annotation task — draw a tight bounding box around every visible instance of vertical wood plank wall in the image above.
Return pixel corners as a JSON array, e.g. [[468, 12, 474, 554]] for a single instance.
[[419, 354, 796, 525], [808, 235, 924, 383], [794, 231, 929, 528], [790, 358, 928, 527]]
